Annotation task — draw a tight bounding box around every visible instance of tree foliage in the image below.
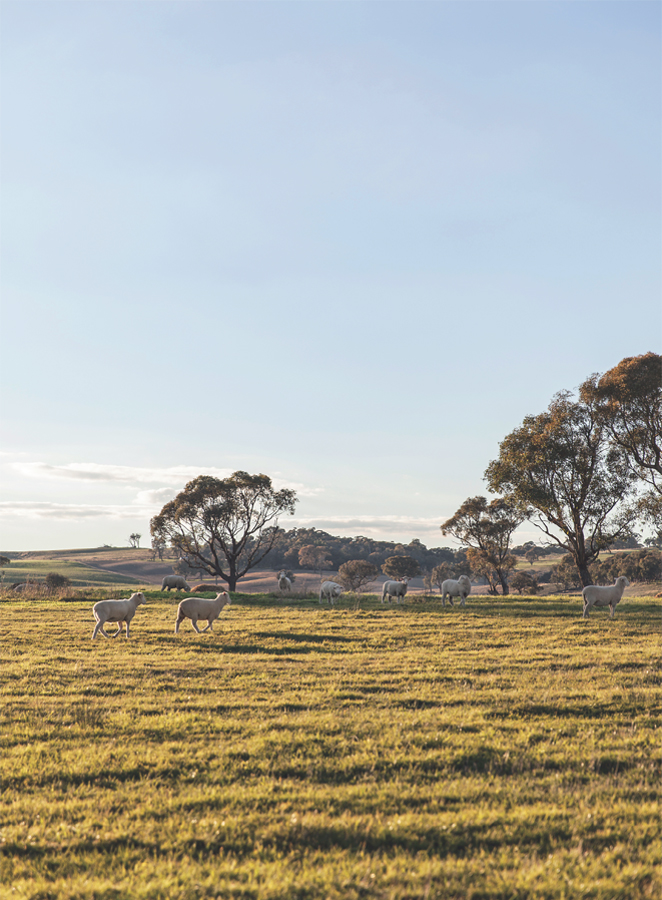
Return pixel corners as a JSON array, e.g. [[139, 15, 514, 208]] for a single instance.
[[581, 353, 662, 530], [337, 560, 380, 592], [441, 496, 524, 595], [485, 391, 638, 587], [298, 545, 332, 575], [150, 472, 297, 591], [45, 572, 71, 592], [381, 556, 421, 581], [580, 352, 661, 492], [128, 533, 141, 549], [510, 571, 541, 596]]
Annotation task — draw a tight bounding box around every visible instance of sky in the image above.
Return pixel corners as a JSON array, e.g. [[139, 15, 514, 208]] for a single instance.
[[1, 0, 660, 552]]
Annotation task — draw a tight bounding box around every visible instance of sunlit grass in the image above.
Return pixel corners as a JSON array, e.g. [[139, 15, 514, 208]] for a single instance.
[[1, 593, 659, 899]]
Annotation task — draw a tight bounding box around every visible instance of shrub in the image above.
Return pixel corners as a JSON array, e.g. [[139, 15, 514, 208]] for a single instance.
[[510, 571, 541, 595], [338, 560, 379, 592], [45, 573, 71, 592]]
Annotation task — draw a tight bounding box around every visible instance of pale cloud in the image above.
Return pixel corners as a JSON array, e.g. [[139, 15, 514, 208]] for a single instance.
[[135, 488, 178, 507], [0, 501, 152, 520], [13, 462, 234, 484], [12, 462, 323, 497]]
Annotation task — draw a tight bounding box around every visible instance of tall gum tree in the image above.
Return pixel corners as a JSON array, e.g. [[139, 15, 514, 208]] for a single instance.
[[485, 390, 638, 587], [580, 352, 662, 526], [440, 496, 523, 595], [150, 472, 297, 591]]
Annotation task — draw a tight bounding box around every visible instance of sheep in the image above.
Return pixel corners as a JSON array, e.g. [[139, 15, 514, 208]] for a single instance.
[[161, 574, 191, 592], [92, 592, 146, 639], [277, 570, 292, 592], [175, 591, 231, 634], [381, 579, 408, 604], [319, 581, 343, 605], [582, 576, 630, 619], [441, 575, 472, 607]]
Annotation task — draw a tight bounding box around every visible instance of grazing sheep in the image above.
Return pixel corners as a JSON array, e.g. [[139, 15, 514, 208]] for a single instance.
[[161, 574, 191, 592], [381, 579, 408, 604], [175, 592, 231, 634], [92, 592, 146, 639], [277, 570, 292, 592], [319, 581, 343, 605], [441, 575, 472, 607], [582, 576, 630, 619]]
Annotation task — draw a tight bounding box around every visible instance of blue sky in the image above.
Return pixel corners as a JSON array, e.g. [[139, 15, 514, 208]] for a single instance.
[[1, 1, 660, 551]]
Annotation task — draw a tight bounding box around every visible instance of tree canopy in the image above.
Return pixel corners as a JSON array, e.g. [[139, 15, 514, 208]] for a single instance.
[[150, 472, 297, 591], [485, 390, 638, 586], [441, 496, 523, 594], [381, 556, 421, 581], [337, 560, 380, 592], [580, 352, 662, 526]]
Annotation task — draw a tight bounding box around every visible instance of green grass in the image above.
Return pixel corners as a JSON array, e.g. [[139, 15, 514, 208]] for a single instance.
[[1, 593, 659, 899], [0, 559, 138, 588]]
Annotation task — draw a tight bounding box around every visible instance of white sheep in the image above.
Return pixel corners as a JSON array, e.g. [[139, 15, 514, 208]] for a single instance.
[[381, 579, 408, 604], [277, 570, 292, 592], [162, 574, 191, 592], [582, 576, 630, 619], [92, 592, 146, 639], [175, 591, 231, 634], [441, 575, 472, 607], [319, 581, 343, 605]]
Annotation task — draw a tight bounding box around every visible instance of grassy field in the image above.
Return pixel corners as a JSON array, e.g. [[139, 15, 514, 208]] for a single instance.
[[0, 558, 137, 588], [1, 592, 659, 900]]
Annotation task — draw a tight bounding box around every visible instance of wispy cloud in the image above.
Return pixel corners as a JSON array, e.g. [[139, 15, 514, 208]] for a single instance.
[[0, 501, 152, 520], [13, 462, 323, 497], [13, 463, 234, 484]]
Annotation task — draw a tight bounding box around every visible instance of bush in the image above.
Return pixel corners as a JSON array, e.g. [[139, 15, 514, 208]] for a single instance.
[[45, 573, 71, 592], [509, 572, 541, 595], [337, 560, 379, 592]]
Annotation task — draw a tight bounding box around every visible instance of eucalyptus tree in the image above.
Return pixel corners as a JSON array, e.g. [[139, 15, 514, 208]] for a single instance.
[[580, 352, 662, 526], [441, 496, 523, 595], [150, 472, 297, 591], [485, 391, 638, 587]]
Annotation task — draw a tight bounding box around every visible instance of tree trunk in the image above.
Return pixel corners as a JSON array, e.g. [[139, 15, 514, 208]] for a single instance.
[[498, 569, 510, 595], [576, 559, 593, 587]]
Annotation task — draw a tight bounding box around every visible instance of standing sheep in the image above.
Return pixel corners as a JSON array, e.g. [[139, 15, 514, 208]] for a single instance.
[[582, 576, 630, 619], [92, 592, 146, 639], [319, 581, 343, 605], [175, 592, 232, 634], [277, 570, 292, 592], [162, 574, 191, 592], [441, 575, 472, 607], [381, 580, 408, 604]]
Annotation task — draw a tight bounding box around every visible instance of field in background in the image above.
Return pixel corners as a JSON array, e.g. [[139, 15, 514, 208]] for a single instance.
[[1, 546, 657, 597], [1, 593, 659, 899]]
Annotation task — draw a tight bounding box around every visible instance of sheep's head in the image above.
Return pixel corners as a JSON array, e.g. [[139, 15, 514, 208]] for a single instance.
[[616, 576, 630, 588], [132, 592, 146, 605]]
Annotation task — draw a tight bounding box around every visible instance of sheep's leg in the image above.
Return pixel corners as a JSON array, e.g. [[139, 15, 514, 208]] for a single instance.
[[92, 620, 102, 640], [111, 622, 123, 638], [201, 620, 213, 632], [98, 624, 111, 638], [125, 620, 131, 638], [191, 617, 202, 634], [610, 605, 616, 619]]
